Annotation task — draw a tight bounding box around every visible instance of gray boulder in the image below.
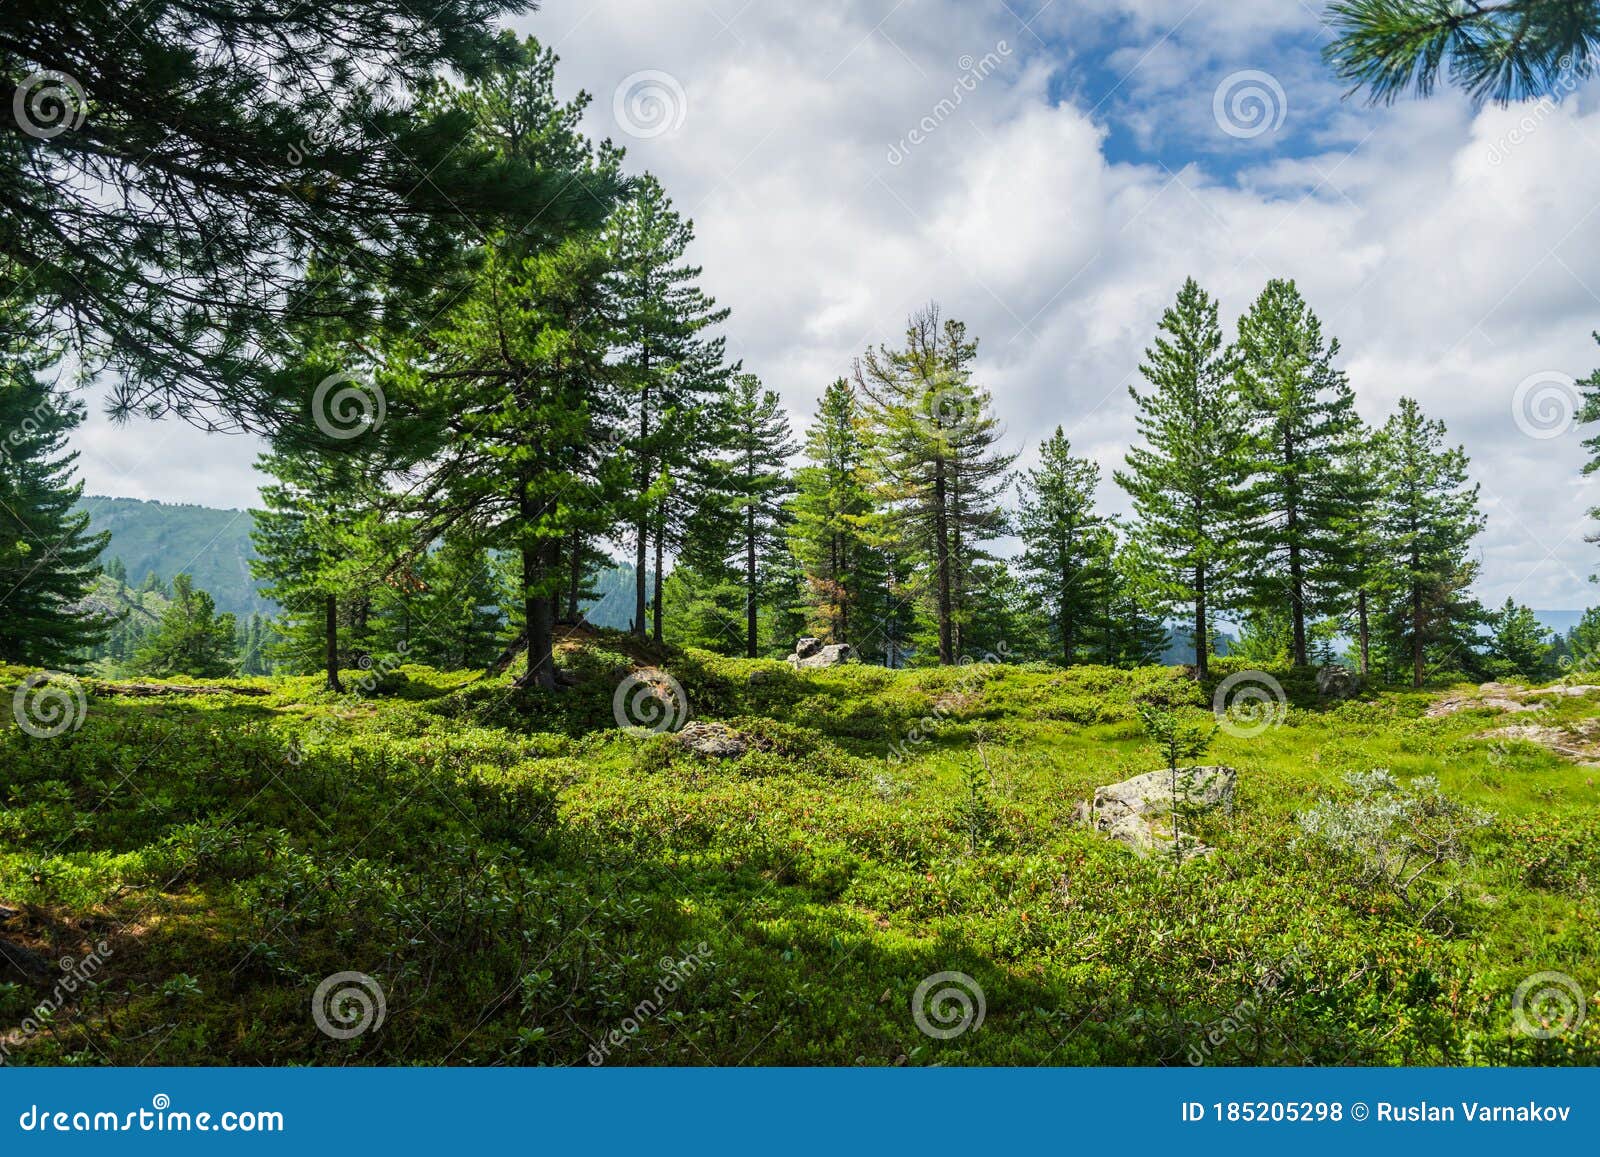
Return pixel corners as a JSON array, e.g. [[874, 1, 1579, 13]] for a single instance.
[[788, 642, 854, 669], [1071, 766, 1236, 860], [793, 637, 823, 659]]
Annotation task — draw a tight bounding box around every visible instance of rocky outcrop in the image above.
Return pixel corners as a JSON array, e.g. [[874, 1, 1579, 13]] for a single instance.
[[1071, 766, 1236, 860], [1481, 720, 1600, 766], [1427, 682, 1549, 718], [1316, 664, 1360, 702]]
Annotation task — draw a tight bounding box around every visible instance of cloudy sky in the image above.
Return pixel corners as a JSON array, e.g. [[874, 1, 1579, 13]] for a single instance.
[[75, 0, 1600, 608]]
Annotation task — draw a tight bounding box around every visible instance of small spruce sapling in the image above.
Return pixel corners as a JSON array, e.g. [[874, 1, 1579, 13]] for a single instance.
[[1135, 701, 1218, 869]]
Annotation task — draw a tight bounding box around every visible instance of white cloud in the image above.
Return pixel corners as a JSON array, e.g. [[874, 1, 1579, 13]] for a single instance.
[[67, 0, 1600, 609]]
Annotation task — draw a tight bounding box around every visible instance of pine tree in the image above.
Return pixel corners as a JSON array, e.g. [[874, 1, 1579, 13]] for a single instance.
[[1017, 427, 1112, 666], [1488, 598, 1554, 681], [390, 39, 627, 690], [1325, 0, 1599, 106], [3, 5, 614, 429], [409, 538, 507, 670], [1326, 422, 1391, 677], [715, 374, 797, 657], [1115, 278, 1243, 681], [610, 175, 731, 642], [789, 378, 883, 646], [857, 305, 1015, 665], [1232, 279, 1362, 668], [0, 299, 110, 665], [133, 574, 237, 677], [1375, 397, 1486, 687]]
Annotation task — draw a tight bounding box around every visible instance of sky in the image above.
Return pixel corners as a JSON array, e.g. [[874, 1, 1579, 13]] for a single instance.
[[73, 0, 1600, 608]]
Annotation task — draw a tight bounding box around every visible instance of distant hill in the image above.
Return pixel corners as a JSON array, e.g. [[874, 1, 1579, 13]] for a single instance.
[[78, 494, 647, 628], [80, 495, 269, 617]]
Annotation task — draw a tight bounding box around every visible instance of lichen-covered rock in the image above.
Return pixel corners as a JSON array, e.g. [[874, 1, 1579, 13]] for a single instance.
[[793, 637, 822, 659], [674, 721, 750, 759], [1071, 766, 1236, 860]]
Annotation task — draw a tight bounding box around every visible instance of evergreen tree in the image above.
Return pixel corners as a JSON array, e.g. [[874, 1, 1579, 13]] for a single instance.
[[789, 378, 883, 646], [2, 4, 611, 429], [1326, 423, 1391, 677], [1374, 397, 1486, 687], [1016, 427, 1111, 666], [408, 538, 507, 670], [1488, 598, 1554, 680], [104, 555, 127, 585], [610, 175, 730, 642], [1232, 279, 1362, 667], [1566, 606, 1600, 676], [1115, 278, 1243, 681], [133, 574, 237, 677], [715, 374, 797, 657], [857, 305, 1015, 665], [0, 299, 110, 665], [1325, 0, 1600, 106]]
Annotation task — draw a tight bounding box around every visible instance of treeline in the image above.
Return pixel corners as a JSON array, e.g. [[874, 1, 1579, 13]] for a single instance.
[[0, 15, 1593, 690]]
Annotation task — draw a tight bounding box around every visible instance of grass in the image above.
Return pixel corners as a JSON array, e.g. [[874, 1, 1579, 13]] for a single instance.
[[1, 631, 1597, 1066]]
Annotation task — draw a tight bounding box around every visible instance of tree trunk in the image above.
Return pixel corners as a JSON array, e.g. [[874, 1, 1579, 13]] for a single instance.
[[634, 376, 651, 638], [652, 504, 665, 646], [1287, 538, 1307, 667], [745, 504, 758, 658], [1357, 588, 1370, 677], [1193, 565, 1208, 683], [566, 530, 582, 623], [324, 594, 343, 694], [933, 458, 954, 665], [1411, 577, 1425, 689], [522, 542, 556, 691]]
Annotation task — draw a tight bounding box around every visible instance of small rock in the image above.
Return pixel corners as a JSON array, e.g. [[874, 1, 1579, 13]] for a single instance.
[[794, 637, 822, 659]]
